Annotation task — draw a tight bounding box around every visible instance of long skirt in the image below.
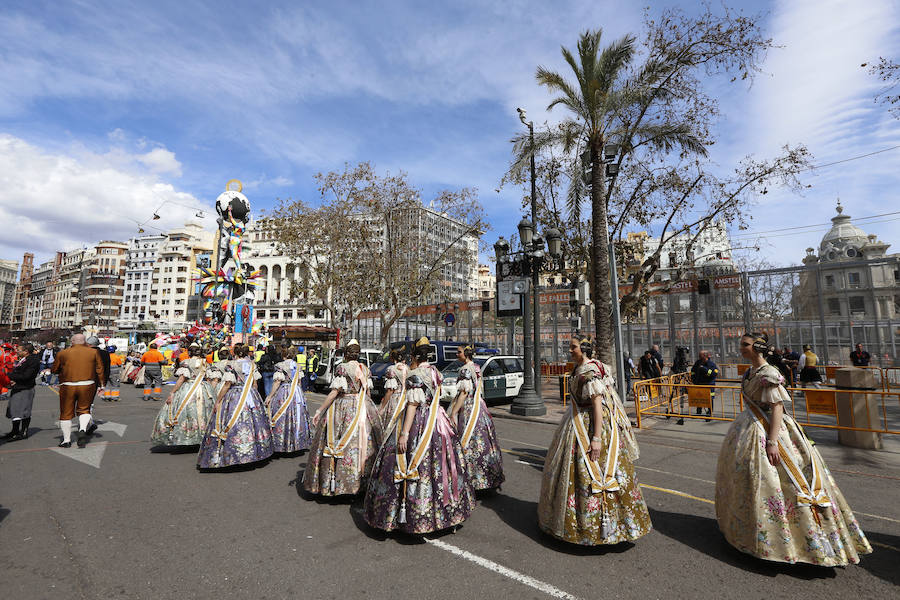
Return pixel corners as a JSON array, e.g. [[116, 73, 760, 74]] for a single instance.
[[197, 386, 273, 468], [150, 381, 214, 446], [268, 382, 312, 453], [7, 388, 35, 419], [538, 404, 652, 545], [365, 404, 475, 533], [302, 395, 383, 496], [454, 397, 504, 490], [799, 366, 822, 384], [715, 410, 872, 565]]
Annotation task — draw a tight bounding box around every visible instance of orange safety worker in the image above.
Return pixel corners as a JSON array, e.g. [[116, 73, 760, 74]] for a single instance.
[[141, 343, 166, 401], [105, 347, 124, 401]]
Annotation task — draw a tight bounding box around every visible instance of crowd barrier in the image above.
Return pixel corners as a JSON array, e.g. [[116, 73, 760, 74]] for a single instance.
[[633, 372, 899, 436], [718, 363, 899, 391]]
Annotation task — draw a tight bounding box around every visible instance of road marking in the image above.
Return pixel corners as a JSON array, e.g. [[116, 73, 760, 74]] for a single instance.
[[635, 465, 716, 485], [855, 511, 900, 524], [872, 541, 900, 552], [425, 538, 582, 600], [50, 442, 109, 468], [639, 483, 715, 505]]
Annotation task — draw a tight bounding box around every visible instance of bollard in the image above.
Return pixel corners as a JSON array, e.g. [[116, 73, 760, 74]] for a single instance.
[[835, 368, 883, 450]]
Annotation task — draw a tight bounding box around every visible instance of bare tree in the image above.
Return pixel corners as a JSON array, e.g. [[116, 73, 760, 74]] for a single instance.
[[866, 57, 900, 118]]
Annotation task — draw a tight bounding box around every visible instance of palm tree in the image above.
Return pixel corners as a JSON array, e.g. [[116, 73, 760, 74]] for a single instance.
[[511, 28, 705, 363]]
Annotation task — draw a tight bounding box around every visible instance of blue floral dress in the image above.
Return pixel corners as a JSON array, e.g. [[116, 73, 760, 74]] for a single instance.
[[150, 357, 214, 446], [267, 359, 312, 453]]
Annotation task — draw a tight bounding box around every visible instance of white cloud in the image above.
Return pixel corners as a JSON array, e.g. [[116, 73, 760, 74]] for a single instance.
[[0, 134, 213, 261], [136, 147, 182, 176]]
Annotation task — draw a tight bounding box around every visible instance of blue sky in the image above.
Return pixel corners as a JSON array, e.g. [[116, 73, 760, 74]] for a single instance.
[[1, 0, 899, 268]]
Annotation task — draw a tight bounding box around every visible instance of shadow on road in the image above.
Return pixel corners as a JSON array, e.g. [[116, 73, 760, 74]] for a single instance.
[[480, 491, 633, 556], [647, 507, 849, 580], [0, 505, 9, 525], [858, 531, 900, 586], [149, 444, 200, 454]]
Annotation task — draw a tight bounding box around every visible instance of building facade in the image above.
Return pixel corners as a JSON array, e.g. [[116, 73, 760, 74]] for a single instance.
[[149, 223, 213, 330], [0, 258, 18, 327], [10, 253, 34, 332], [118, 233, 167, 330], [79, 241, 128, 332]]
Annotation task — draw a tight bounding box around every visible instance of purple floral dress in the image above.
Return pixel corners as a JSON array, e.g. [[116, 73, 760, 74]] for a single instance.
[[267, 359, 312, 453], [379, 363, 409, 428], [364, 363, 476, 534], [197, 358, 273, 469], [453, 361, 504, 490], [302, 361, 383, 496]]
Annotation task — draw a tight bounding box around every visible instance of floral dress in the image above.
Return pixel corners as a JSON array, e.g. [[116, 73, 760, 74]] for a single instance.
[[267, 359, 312, 453], [715, 363, 872, 565], [197, 358, 273, 469], [302, 361, 383, 496], [598, 362, 639, 460], [538, 360, 652, 545], [453, 361, 504, 490], [150, 357, 214, 446], [364, 363, 475, 533], [380, 362, 409, 428]]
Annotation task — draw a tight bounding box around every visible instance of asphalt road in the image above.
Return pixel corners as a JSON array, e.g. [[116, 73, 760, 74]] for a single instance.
[[1, 384, 897, 600]]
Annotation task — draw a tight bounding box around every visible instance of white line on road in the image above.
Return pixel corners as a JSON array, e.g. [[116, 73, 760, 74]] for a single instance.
[[425, 538, 582, 600]]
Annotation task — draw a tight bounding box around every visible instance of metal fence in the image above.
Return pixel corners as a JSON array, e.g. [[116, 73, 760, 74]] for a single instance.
[[353, 256, 899, 368]]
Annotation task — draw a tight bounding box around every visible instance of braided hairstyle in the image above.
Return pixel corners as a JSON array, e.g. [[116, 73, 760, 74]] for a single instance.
[[390, 348, 405, 363], [743, 332, 769, 356], [463, 345, 476, 360], [344, 341, 361, 363]]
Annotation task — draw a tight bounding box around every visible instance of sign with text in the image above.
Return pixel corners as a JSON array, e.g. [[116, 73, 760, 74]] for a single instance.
[[806, 389, 837, 415], [714, 275, 741, 289], [687, 385, 712, 408]]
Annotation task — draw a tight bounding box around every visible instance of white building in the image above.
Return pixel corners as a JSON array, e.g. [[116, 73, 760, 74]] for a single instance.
[[44, 248, 93, 329], [0, 258, 18, 327], [476, 264, 495, 299], [149, 223, 214, 330], [118, 233, 167, 329]]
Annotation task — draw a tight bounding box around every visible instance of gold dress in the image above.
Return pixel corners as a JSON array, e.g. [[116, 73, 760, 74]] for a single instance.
[[715, 363, 872, 565], [538, 360, 652, 545]]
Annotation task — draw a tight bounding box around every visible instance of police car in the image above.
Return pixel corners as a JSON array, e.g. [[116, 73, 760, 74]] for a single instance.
[[441, 353, 525, 404]]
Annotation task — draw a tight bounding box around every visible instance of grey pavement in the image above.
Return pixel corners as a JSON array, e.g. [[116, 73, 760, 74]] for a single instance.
[[0, 383, 897, 600]]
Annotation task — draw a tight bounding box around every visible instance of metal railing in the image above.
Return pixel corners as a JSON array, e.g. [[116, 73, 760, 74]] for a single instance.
[[633, 373, 900, 436]]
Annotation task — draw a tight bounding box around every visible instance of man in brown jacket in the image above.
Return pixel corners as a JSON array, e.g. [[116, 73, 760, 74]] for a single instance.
[[51, 333, 104, 448]]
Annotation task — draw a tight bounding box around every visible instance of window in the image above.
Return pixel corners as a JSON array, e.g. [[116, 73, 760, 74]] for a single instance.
[[483, 361, 503, 377], [849, 296, 865, 314], [827, 298, 841, 316], [501, 358, 523, 373], [824, 275, 835, 289], [848, 272, 861, 289]]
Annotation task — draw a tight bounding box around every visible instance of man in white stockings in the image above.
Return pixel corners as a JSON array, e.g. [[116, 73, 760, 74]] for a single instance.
[[51, 334, 104, 448]]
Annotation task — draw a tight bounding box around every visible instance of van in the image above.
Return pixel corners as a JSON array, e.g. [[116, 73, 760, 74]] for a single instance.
[[314, 346, 381, 393]]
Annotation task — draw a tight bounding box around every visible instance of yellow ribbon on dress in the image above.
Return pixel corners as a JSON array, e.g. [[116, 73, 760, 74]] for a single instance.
[[747, 401, 831, 509], [459, 378, 483, 448], [270, 365, 301, 426], [165, 367, 206, 427], [211, 363, 255, 441], [571, 376, 620, 493], [386, 386, 407, 433], [394, 385, 441, 483]]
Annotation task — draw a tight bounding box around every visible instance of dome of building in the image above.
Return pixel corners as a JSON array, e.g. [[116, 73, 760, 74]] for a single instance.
[[818, 200, 868, 261]]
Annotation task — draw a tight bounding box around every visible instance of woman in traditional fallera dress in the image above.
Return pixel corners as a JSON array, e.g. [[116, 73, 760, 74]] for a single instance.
[[303, 340, 383, 496], [597, 364, 640, 460], [265, 345, 312, 454], [364, 337, 475, 534], [715, 333, 871, 566], [378, 349, 409, 429], [448, 345, 504, 491], [197, 344, 273, 469], [150, 344, 214, 447], [538, 338, 652, 546]]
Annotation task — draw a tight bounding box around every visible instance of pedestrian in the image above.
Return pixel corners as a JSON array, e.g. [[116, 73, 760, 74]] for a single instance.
[[0, 343, 16, 397], [106, 346, 123, 401], [295, 346, 308, 391], [303, 339, 383, 496], [448, 345, 504, 491], [537, 337, 651, 545], [638, 350, 660, 380], [256, 344, 278, 397], [364, 336, 474, 533], [305, 347, 320, 391], [378, 348, 409, 427], [197, 343, 273, 469], [798, 344, 822, 386], [3, 343, 40, 441], [87, 337, 110, 406], [715, 333, 872, 565], [782, 346, 800, 385], [151, 343, 214, 448], [849, 343, 871, 367], [39, 342, 57, 385], [651, 343, 665, 374], [141, 343, 166, 401], [51, 334, 104, 448], [690, 350, 718, 420], [623, 352, 636, 399], [265, 345, 312, 454]]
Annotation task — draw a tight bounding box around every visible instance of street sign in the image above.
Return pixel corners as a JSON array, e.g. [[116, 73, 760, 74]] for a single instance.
[[497, 280, 524, 318], [444, 312, 455, 326]]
